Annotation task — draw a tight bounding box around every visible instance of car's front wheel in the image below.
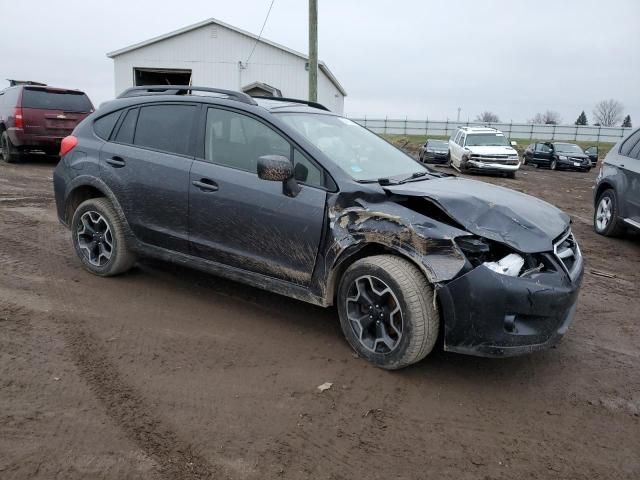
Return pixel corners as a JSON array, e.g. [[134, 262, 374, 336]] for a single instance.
[[550, 159, 558, 170], [594, 189, 625, 237], [337, 255, 439, 370], [71, 198, 136, 276]]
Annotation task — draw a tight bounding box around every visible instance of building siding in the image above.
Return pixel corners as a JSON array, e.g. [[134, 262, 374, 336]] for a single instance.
[[112, 23, 345, 113]]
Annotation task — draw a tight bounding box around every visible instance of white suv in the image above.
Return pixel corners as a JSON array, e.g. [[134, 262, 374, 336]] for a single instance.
[[448, 127, 520, 178]]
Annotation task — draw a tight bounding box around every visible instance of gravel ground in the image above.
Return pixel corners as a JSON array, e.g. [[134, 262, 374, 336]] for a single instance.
[[1, 156, 639, 480]]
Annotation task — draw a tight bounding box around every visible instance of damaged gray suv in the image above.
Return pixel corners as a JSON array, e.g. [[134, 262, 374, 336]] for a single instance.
[[53, 86, 584, 369]]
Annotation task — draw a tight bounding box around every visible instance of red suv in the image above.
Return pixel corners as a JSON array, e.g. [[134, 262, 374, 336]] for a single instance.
[[0, 85, 93, 163]]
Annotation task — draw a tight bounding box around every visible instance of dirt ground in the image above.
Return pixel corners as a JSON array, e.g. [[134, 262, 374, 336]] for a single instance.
[[1, 156, 639, 480]]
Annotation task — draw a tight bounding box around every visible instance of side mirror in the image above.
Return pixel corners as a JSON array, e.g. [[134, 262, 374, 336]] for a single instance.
[[511, 140, 517, 146], [257, 155, 301, 197]]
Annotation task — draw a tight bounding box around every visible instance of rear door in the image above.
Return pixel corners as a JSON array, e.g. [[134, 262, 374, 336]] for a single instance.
[[99, 102, 197, 253], [21, 87, 93, 142], [619, 130, 640, 222], [188, 106, 326, 286]]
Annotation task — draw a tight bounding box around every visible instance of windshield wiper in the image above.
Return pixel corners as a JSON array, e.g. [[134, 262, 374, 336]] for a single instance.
[[397, 171, 430, 184]]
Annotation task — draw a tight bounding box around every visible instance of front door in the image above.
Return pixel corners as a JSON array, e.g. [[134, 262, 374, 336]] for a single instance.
[[99, 103, 197, 253], [188, 107, 326, 285]]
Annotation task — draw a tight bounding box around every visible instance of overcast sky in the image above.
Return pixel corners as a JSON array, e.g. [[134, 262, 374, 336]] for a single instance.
[[1, 0, 638, 124]]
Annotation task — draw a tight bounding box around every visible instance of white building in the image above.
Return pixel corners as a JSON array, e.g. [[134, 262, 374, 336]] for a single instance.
[[107, 18, 346, 113]]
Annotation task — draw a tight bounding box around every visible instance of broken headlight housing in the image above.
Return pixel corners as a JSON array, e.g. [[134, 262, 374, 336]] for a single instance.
[[456, 236, 546, 278]]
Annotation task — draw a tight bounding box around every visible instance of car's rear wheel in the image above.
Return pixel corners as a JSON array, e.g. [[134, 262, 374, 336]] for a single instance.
[[337, 255, 439, 370], [594, 189, 625, 237], [71, 198, 136, 276], [1, 131, 21, 163]]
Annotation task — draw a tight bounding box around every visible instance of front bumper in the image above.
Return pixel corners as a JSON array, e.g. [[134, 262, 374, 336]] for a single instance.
[[423, 152, 449, 164], [558, 158, 591, 170], [467, 159, 520, 172], [437, 259, 583, 357]]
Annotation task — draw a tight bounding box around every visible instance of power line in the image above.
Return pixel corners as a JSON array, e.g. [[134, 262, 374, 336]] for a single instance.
[[245, 0, 276, 65]]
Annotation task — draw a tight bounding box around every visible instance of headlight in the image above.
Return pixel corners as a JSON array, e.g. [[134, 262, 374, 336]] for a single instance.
[[456, 236, 546, 277], [483, 253, 524, 276], [558, 155, 568, 160]]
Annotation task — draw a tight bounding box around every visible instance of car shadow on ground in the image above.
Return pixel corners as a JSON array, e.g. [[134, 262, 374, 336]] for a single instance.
[[132, 256, 552, 382]]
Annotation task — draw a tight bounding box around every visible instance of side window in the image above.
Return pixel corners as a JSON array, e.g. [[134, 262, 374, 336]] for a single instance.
[[93, 111, 121, 140], [293, 149, 323, 188], [134, 104, 196, 156], [620, 129, 640, 157], [204, 108, 290, 173], [629, 138, 640, 160], [538, 144, 551, 153], [458, 134, 466, 146], [114, 108, 138, 144], [453, 131, 461, 144]]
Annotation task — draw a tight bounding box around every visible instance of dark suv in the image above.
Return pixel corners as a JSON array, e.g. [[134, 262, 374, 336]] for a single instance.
[[523, 142, 592, 171], [53, 86, 584, 369], [593, 128, 640, 236], [0, 84, 93, 162]]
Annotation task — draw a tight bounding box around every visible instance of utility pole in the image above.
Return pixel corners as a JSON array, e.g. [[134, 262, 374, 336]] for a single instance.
[[457, 107, 461, 122], [308, 0, 318, 102]]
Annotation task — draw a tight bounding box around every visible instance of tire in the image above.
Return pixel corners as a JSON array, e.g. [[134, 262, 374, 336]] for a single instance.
[[337, 255, 439, 370], [522, 156, 527, 165], [446, 152, 452, 168], [550, 159, 557, 171], [506, 171, 516, 179], [594, 189, 625, 237], [71, 198, 136, 276], [1, 131, 21, 163]]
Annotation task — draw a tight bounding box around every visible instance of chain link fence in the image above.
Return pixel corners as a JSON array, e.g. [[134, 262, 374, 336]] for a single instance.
[[349, 118, 633, 144]]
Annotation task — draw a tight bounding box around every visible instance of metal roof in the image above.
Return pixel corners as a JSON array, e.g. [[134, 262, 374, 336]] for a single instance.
[[106, 17, 347, 96]]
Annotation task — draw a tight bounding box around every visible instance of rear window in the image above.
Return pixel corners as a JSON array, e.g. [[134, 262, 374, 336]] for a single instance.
[[22, 88, 92, 113]]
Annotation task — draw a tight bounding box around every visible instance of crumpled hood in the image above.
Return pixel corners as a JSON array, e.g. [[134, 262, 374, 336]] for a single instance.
[[385, 177, 569, 253], [466, 145, 518, 155]]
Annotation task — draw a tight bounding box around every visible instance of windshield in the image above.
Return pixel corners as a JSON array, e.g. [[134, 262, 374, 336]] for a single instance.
[[427, 140, 448, 149], [553, 143, 584, 154], [276, 113, 427, 181], [465, 133, 510, 147], [22, 88, 92, 113]]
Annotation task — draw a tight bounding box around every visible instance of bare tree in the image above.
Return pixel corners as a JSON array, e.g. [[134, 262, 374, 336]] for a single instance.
[[593, 99, 624, 127], [475, 111, 500, 123], [528, 110, 562, 125]]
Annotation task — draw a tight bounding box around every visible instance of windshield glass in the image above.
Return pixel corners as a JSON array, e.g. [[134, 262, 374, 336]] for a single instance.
[[553, 143, 584, 154], [22, 88, 92, 112], [465, 133, 510, 147], [427, 140, 448, 149], [276, 113, 427, 181]]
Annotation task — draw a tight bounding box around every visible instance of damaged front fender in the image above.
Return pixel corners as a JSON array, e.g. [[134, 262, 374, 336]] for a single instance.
[[313, 192, 471, 305]]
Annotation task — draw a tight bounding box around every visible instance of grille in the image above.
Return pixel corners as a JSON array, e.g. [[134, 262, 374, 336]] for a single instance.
[[553, 230, 582, 281]]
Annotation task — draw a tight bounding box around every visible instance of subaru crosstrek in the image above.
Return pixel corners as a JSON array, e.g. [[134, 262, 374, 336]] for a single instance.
[[53, 86, 583, 369]]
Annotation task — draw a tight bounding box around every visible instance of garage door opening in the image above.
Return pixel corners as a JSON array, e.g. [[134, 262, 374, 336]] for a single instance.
[[134, 68, 192, 86]]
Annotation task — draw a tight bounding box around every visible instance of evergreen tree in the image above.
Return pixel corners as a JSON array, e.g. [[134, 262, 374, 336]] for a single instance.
[[622, 115, 632, 128], [575, 111, 588, 126]]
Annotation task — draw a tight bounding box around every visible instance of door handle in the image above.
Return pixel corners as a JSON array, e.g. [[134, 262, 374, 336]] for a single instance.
[[106, 156, 126, 168], [192, 178, 219, 192]]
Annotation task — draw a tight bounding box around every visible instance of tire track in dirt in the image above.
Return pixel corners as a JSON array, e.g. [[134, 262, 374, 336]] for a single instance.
[[56, 314, 224, 480]]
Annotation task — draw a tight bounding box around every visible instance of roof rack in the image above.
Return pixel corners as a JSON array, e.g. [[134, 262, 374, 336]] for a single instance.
[[254, 96, 330, 111], [117, 85, 258, 105], [7, 79, 47, 87]]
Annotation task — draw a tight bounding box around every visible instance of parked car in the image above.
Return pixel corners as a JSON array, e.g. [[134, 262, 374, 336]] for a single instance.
[[0, 84, 93, 163], [448, 126, 520, 178], [585, 146, 598, 166], [523, 142, 592, 172], [593, 128, 640, 236], [53, 85, 583, 369], [418, 139, 449, 164]]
